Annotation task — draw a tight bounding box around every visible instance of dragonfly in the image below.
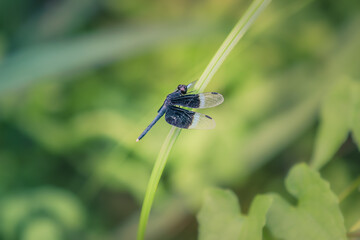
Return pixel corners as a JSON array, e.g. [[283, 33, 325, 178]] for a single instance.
[[136, 81, 224, 142]]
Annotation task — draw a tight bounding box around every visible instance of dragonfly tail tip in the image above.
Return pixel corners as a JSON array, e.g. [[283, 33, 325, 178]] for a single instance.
[[136, 138, 140, 142]]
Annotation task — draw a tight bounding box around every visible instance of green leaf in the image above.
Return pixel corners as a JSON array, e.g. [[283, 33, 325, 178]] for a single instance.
[[352, 80, 360, 147], [0, 188, 85, 239], [197, 188, 272, 240], [238, 194, 273, 240], [0, 22, 208, 93], [267, 163, 347, 240], [311, 77, 360, 169], [22, 217, 63, 240]]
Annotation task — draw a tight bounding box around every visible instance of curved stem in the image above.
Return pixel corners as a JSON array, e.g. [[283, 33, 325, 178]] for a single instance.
[[338, 175, 360, 203], [137, 0, 271, 239]]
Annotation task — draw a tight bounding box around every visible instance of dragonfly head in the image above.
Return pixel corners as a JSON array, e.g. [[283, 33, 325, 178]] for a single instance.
[[177, 84, 187, 94]]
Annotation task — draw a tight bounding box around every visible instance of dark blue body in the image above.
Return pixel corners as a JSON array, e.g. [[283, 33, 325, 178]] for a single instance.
[[137, 91, 182, 141]]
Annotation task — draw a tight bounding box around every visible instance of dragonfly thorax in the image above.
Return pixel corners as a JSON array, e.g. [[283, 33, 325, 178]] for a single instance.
[[165, 90, 182, 105]]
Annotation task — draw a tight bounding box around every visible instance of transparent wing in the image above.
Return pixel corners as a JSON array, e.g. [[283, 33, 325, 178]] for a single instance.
[[165, 106, 215, 129], [170, 92, 224, 109], [186, 80, 197, 93], [187, 112, 216, 129]]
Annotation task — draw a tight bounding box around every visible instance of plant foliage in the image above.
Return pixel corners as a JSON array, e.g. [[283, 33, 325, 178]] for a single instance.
[[198, 164, 348, 240]]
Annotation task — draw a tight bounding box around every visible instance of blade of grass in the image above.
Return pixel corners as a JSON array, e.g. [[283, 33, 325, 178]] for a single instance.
[[0, 21, 209, 93], [137, 0, 271, 239], [137, 127, 181, 239], [338, 175, 360, 203], [195, 0, 271, 93]]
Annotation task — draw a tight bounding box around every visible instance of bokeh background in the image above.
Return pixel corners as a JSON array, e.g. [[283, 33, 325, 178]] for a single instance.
[[0, 0, 360, 239]]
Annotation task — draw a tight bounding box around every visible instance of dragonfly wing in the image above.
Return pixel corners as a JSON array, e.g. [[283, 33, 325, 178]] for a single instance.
[[165, 106, 215, 129], [170, 92, 224, 109], [186, 80, 197, 93]]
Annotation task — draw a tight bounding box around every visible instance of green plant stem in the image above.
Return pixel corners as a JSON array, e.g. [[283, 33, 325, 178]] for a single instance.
[[137, 0, 271, 239], [195, 0, 271, 93], [338, 175, 360, 203], [137, 127, 181, 240]]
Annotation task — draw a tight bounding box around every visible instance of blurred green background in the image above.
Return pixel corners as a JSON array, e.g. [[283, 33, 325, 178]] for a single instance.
[[0, 0, 359, 239]]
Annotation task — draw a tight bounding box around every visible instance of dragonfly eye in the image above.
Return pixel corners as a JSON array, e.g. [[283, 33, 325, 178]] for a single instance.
[[177, 84, 187, 94]]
